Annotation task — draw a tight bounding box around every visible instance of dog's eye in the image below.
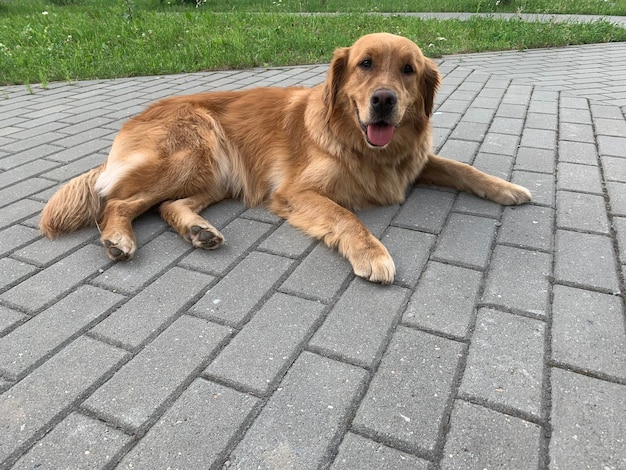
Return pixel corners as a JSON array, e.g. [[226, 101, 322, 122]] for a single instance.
[[359, 59, 373, 69], [403, 64, 415, 74]]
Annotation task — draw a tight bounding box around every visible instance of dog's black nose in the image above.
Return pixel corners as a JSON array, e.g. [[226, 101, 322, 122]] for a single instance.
[[370, 89, 397, 117]]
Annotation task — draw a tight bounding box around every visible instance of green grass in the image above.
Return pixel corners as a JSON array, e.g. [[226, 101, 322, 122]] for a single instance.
[[1, 0, 625, 86], [198, 0, 626, 15]]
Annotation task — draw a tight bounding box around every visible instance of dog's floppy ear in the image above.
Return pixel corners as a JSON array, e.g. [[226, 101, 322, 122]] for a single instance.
[[323, 46, 349, 122], [421, 57, 441, 117]]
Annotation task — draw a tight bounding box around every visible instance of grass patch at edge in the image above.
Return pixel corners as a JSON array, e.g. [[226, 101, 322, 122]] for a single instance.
[[1, 11, 625, 86]]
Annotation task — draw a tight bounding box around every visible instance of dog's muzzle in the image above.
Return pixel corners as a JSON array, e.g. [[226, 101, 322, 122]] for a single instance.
[[359, 89, 399, 147]]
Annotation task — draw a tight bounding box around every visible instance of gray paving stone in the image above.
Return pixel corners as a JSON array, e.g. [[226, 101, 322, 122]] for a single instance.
[[279, 244, 352, 303], [127, 211, 168, 247], [555, 230, 620, 293], [199, 198, 247, 230], [441, 400, 541, 469], [83, 315, 231, 432], [353, 327, 463, 454], [528, 97, 558, 114], [556, 191, 610, 234], [0, 145, 64, 171], [607, 181, 626, 216], [431, 111, 462, 129], [453, 191, 502, 219], [0, 336, 129, 464], [461, 107, 496, 124], [594, 117, 626, 137], [118, 379, 259, 469], [552, 285, 626, 379], [356, 204, 401, 238], [205, 293, 325, 394], [403, 261, 482, 339], [11, 412, 130, 470], [257, 220, 317, 258], [559, 107, 591, 124], [393, 187, 455, 234], [331, 432, 429, 470], [495, 103, 527, 119], [520, 128, 557, 150], [179, 217, 274, 275], [0, 258, 38, 291], [615, 217, 626, 263], [229, 352, 367, 470], [597, 135, 626, 157], [0, 131, 67, 154], [12, 227, 97, 266], [450, 121, 489, 142], [473, 153, 515, 183], [0, 285, 123, 379], [241, 205, 283, 224], [309, 279, 408, 369], [41, 153, 104, 183], [437, 99, 472, 115], [0, 245, 109, 313], [601, 155, 626, 183], [438, 139, 480, 164], [91, 231, 190, 295], [432, 126, 451, 151], [381, 227, 434, 286], [515, 147, 556, 174], [512, 171, 554, 207], [190, 251, 293, 326], [459, 308, 545, 418], [0, 305, 27, 336], [559, 122, 595, 143], [0, 199, 45, 231], [560, 95, 588, 110], [0, 178, 56, 209], [498, 204, 554, 251], [0, 225, 40, 257], [556, 162, 603, 194], [479, 133, 519, 157], [557, 140, 597, 165], [482, 246, 551, 317], [489, 117, 524, 135], [590, 103, 624, 120], [550, 369, 626, 470], [46, 140, 110, 163], [432, 213, 498, 270], [91, 267, 213, 350]]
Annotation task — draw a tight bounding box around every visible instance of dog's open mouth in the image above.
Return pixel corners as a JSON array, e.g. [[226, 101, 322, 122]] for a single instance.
[[357, 110, 397, 147], [365, 122, 396, 147]]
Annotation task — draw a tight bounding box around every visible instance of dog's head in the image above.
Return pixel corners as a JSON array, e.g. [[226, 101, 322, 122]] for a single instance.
[[323, 33, 440, 149]]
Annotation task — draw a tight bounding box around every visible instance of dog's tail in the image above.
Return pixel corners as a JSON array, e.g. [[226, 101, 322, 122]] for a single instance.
[[40, 164, 105, 238]]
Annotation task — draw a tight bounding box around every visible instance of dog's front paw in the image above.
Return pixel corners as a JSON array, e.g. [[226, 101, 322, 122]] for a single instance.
[[351, 243, 396, 285], [492, 182, 532, 205]]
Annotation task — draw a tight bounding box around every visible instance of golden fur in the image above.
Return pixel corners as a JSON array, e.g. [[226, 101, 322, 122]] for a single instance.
[[40, 33, 531, 284]]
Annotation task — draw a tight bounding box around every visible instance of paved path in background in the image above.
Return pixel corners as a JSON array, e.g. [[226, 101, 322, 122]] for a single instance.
[[0, 41, 625, 469], [391, 12, 626, 28]]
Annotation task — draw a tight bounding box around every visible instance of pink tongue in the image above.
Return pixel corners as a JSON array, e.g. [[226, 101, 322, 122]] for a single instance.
[[367, 123, 395, 147]]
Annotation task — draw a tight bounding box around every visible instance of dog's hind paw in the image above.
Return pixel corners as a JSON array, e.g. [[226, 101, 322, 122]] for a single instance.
[[189, 225, 224, 250], [102, 236, 136, 261]]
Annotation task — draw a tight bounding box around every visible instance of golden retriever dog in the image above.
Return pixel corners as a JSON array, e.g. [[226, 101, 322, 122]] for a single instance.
[[40, 33, 531, 284]]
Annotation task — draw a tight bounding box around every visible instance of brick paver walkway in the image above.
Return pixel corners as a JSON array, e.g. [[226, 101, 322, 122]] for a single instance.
[[0, 41, 625, 469]]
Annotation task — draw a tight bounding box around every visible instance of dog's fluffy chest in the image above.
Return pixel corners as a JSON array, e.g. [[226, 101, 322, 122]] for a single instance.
[[297, 150, 427, 210]]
